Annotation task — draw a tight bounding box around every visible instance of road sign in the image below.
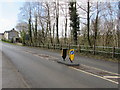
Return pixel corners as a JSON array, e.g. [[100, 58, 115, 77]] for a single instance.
[[70, 51, 74, 54], [69, 49, 74, 62], [61, 49, 67, 61]]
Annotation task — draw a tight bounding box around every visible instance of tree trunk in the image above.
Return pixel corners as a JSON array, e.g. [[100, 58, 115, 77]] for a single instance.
[[47, 3, 53, 44], [87, 0, 91, 46], [64, 17, 67, 44], [56, 1, 60, 44]]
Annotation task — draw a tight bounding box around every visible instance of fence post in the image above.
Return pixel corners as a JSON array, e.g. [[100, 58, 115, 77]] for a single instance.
[[112, 46, 115, 58], [48, 44, 49, 49], [60, 44, 62, 50], [78, 44, 81, 53], [54, 44, 55, 49], [39, 44, 41, 48], [93, 45, 95, 55], [68, 44, 70, 50], [59, 44, 60, 49]]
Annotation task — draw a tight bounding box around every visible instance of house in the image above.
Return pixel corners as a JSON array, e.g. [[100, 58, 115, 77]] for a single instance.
[[0, 33, 4, 40], [4, 28, 19, 42]]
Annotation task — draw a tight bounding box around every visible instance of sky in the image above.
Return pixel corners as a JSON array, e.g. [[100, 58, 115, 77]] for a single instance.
[[0, 0, 119, 33], [0, 1, 23, 33]]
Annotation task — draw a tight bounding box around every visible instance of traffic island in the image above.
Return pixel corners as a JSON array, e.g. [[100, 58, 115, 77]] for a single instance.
[[57, 60, 80, 66], [58, 48, 80, 66]]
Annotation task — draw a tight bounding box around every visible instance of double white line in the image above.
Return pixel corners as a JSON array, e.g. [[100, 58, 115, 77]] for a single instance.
[[103, 76, 120, 79], [69, 67, 119, 85]]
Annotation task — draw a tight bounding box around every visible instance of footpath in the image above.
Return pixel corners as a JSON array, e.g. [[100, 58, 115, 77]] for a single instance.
[[0, 50, 2, 89], [1, 51, 29, 88]]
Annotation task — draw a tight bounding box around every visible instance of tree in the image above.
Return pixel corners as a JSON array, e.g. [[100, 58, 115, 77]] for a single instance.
[[117, 1, 120, 47], [45, 3, 53, 44], [92, 5, 98, 54], [87, 0, 91, 46], [16, 22, 28, 45], [34, 15, 37, 44], [64, 13, 68, 44], [28, 8, 32, 44], [56, 0, 60, 44], [77, 0, 92, 46], [18, 2, 33, 45], [69, 1, 79, 45]]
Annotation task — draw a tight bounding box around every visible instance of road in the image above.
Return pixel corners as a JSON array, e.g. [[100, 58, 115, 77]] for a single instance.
[[1, 41, 119, 88], [2, 51, 28, 88]]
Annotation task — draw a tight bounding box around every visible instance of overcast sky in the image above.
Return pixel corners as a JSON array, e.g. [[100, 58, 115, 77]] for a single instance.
[[0, 0, 119, 33], [0, 1, 23, 33]]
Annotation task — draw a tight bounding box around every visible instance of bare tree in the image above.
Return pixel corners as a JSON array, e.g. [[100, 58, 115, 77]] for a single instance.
[[18, 2, 34, 45], [56, 0, 60, 44], [117, 1, 120, 47], [87, 0, 92, 46], [45, 3, 53, 44]]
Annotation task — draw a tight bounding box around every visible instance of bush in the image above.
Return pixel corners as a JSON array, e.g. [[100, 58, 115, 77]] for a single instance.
[[1, 39, 11, 43]]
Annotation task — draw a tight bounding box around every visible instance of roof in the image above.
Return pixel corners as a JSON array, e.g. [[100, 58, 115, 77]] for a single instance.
[[0, 33, 4, 35], [4, 31, 10, 33], [4, 28, 18, 34]]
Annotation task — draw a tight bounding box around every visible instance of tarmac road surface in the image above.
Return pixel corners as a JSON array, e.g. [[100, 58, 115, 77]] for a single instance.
[[1, 42, 119, 88]]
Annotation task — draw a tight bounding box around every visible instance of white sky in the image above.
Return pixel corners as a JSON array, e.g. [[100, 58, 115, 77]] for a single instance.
[[0, 0, 119, 33], [0, 1, 23, 33]]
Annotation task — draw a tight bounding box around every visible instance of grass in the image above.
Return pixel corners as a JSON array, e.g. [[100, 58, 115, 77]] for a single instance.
[[34, 46, 120, 63], [1, 40, 16, 45], [76, 52, 120, 63], [2, 41, 120, 63]]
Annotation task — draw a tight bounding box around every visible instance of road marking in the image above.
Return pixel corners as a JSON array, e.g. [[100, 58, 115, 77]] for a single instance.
[[103, 76, 120, 78], [23, 50, 59, 61], [81, 64, 119, 76], [69, 67, 119, 85], [16, 70, 31, 88], [22, 50, 119, 84]]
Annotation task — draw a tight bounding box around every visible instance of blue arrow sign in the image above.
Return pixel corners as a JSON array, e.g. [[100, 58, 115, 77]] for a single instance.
[[70, 51, 74, 54]]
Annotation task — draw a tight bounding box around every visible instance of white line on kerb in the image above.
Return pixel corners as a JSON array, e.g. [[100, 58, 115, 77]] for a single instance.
[[69, 67, 119, 85]]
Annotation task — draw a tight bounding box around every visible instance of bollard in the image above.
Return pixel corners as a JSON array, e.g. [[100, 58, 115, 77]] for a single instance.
[[69, 49, 75, 63], [61, 49, 67, 61], [57, 48, 79, 66]]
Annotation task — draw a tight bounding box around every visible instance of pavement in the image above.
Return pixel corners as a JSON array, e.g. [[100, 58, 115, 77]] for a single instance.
[[0, 41, 119, 88], [0, 44, 2, 89], [0, 42, 28, 88]]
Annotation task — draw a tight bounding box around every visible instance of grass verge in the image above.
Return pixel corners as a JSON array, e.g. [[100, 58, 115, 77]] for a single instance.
[[1, 41, 120, 63]]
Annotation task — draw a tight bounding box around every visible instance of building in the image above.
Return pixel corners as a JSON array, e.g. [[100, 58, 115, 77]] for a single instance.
[[0, 33, 4, 40], [4, 28, 19, 42]]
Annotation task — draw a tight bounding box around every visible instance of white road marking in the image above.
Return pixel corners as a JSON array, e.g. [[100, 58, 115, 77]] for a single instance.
[[69, 67, 119, 85], [103, 76, 120, 78], [81, 64, 119, 76], [18, 49, 120, 85], [3, 44, 119, 85]]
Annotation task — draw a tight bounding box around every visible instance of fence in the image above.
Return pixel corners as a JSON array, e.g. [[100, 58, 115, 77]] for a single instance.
[[31, 43, 120, 58]]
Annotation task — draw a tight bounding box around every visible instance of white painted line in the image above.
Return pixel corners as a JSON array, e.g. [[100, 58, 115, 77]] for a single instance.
[[69, 67, 119, 85], [17, 70, 31, 88], [81, 64, 119, 76], [103, 76, 120, 78]]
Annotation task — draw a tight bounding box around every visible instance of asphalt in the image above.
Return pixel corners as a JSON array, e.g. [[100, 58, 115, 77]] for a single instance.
[[2, 51, 28, 88], [0, 45, 2, 89], [1, 41, 119, 88]]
